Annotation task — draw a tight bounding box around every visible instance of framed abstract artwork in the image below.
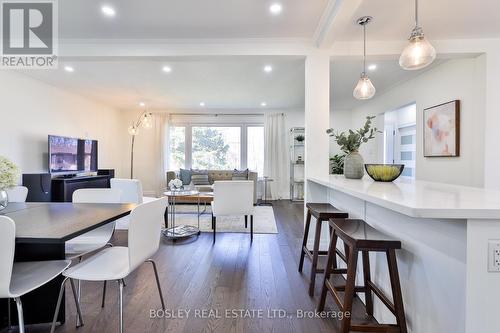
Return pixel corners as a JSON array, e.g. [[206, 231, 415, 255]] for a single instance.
[[424, 100, 460, 157]]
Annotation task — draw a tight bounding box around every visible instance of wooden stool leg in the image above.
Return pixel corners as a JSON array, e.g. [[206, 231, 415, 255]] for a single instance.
[[344, 242, 350, 265], [331, 235, 338, 271], [340, 246, 358, 333], [387, 249, 408, 333], [362, 250, 373, 316], [250, 215, 254, 243], [309, 218, 323, 296], [318, 228, 337, 311], [298, 209, 312, 272]]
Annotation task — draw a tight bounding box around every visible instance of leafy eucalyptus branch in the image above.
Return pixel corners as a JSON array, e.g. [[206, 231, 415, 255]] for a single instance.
[[326, 116, 379, 154]]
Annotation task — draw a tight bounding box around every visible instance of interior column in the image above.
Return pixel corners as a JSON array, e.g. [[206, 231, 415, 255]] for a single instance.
[[304, 54, 331, 205], [484, 46, 500, 190]]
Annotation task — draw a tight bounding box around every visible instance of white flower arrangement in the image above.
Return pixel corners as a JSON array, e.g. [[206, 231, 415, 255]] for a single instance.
[[168, 178, 183, 190], [0, 156, 20, 190]]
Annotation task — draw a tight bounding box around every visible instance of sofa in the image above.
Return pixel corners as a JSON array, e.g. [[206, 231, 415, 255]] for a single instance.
[[166, 169, 258, 204]]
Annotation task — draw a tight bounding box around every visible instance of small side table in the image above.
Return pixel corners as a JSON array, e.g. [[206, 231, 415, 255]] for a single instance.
[[258, 177, 274, 206], [162, 190, 201, 241]]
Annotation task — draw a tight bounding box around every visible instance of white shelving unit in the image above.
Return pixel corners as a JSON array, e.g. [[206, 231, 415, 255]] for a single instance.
[[289, 127, 305, 201]]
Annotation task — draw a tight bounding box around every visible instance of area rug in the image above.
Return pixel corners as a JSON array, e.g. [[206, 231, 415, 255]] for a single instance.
[[176, 205, 277, 234], [116, 205, 278, 234]]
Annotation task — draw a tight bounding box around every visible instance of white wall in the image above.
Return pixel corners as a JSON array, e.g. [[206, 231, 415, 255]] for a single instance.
[[329, 109, 352, 156], [349, 57, 486, 188], [0, 71, 125, 179]]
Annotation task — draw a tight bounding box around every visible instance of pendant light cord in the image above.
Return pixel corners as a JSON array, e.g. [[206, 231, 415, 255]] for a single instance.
[[363, 23, 366, 74], [415, 0, 419, 27]]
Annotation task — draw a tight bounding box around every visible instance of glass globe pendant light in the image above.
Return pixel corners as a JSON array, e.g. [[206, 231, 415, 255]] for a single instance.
[[399, 0, 436, 70], [353, 16, 376, 100], [141, 112, 153, 129], [128, 125, 139, 136]]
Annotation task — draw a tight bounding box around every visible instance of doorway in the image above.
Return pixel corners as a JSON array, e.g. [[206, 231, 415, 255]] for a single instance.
[[383, 103, 416, 179]]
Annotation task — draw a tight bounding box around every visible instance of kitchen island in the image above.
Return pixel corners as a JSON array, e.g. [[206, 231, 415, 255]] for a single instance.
[[307, 175, 500, 333]]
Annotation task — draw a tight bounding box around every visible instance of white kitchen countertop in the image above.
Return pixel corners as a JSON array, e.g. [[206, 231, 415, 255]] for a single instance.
[[308, 175, 500, 219]]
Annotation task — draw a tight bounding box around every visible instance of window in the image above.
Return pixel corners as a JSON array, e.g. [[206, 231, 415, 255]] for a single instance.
[[167, 123, 265, 175], [192, 126, 241, 170], [169, 126, 186, 171], [247, 126, 264, 176], [401, 135, 413, 145], [400, 151, 413, 161]]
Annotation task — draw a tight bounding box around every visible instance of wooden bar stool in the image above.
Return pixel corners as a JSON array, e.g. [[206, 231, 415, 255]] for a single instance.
[[298, 203, 348, 296], [318, 219, 408, 333]]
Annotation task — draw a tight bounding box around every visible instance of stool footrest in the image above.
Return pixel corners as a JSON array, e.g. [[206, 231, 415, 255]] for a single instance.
[[303, 246, 329, 259], [366, 280, 396, 315], [350, 324, 400, 332], [336, 250, 348, 263], [333, 285, 367, 293], [325, 279, 344, 311]]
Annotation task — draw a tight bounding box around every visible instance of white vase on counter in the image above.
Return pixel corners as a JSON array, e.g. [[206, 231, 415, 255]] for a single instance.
[[344, 151, 364, 179]]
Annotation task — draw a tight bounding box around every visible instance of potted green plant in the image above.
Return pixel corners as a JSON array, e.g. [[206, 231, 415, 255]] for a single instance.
[[0, 156, 20, 210], [326, 116, 378, 179], [329, 154, 345, 175], [295, 134, 305, 143]]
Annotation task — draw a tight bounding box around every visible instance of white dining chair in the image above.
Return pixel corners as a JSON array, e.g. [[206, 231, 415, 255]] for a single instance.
[[50, 197, 168, 333], [211, 180, 254, 244], [110, 178, 157, 230], [65, 188, 122, 259], [5, 186, 28, 202], [65, 188, 122, 325], [0, 216, 72, 333], [110, 178, 156, 204]]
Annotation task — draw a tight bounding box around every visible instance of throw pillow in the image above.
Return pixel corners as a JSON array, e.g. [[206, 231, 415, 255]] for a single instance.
[[232, 168, 249, 180], [179, 168, 192, 185], [191, 169, 210, 185]]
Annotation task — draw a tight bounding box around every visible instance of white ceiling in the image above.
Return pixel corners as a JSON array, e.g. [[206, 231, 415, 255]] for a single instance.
[[57, 0, 500, 41], [59, 0, 329, 39], [19, 57, 306, 110], [331, 0, 500, 42], [19, 56, 453, 111], [19, 0, 496, 111]]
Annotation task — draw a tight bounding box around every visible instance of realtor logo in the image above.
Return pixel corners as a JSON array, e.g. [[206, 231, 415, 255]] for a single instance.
[[1, 0, 58, 68]]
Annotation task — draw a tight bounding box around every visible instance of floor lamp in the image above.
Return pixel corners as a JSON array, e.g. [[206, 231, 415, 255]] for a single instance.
[[128, 110, 153, 179]]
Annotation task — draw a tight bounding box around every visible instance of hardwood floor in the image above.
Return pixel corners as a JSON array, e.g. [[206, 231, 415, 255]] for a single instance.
[[27, 200, 371, 333]]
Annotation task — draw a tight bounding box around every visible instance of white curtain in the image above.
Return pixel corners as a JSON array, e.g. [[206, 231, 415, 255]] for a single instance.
[[264, 113, 288, 200], [153, 113, 168, 197]]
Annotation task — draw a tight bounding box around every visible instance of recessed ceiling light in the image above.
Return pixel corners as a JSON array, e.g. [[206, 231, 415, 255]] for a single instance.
[[269, 3, 283, 15], [64, 66, 74, 72], [263, 65, 273, 73], [101, 5, 116, 17], [199, 102, 205, 107], [261, 102, 267, 107], [162, 66, 172, 73], [139, 102, 145, 107], [368, 64, 377, 71]]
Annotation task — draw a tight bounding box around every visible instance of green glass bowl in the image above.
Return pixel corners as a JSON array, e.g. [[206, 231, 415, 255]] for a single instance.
[[365, 164, 405, 182]]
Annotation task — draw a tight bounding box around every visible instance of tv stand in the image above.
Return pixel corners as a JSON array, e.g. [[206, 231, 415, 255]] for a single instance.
[[51, 174, 113, 202], [55, 174, 78, 179]]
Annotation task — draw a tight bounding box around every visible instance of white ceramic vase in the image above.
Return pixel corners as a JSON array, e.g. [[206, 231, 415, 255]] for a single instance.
[[344, 151, 364, 179]]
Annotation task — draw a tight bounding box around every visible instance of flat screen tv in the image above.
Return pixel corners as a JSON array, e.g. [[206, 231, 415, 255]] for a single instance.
[[48, 135, 98, 174]]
